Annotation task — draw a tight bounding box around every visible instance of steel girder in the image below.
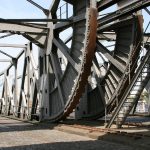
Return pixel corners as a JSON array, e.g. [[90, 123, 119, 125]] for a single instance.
[[0, 0, 97, 122], [0, 0, 150, 125], [75, 0, 149, 124], [0, 43, 39, 119]]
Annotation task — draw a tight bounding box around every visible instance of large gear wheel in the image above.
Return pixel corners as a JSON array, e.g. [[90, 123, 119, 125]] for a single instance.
[[42, 0, 97, 121], [0, 0, 97, 122], [75, 1, 143, 120]]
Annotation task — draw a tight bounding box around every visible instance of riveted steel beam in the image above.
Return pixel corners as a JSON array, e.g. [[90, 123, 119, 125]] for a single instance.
[[96, 40, 125, 73], [0, 22, 47, 47], [97, 0, 121, 11], [0, 44, 26, 48], [98, 0, 150, 28]]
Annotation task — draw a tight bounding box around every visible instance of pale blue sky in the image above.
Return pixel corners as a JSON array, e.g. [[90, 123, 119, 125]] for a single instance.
[[0, 0, 51, 18]]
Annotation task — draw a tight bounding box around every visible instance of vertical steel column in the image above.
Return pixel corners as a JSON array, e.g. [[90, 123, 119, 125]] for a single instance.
[[13, 58, 18, 115], [38, 48, 44, 120], [46, 55, 49, 74], [60, 7, 62, 19], [75, 85, 88, 119], [4, 70, 9, 115], [148, 87, 150, 115], [27, 44, 31, 118], [66, 3, 68, 19], [18, 49, 27, 118]]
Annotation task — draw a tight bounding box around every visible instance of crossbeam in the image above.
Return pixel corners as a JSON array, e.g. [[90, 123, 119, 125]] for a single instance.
[[0, 23, 47, 47], [97, 33, 150, 43], [96, 40, 125, 73], [98, 0, 150, 27], [0, 44, 26, 48], [144, 7, 150, 15], [97, 0, 121, 11], [0, 18, 71, 23]]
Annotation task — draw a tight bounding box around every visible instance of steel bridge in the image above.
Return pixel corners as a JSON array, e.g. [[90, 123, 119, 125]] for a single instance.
[[0, 0, 150, 128]]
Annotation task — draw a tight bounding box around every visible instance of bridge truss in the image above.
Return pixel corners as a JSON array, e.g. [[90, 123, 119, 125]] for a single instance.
[[0, 0, 150, 128]]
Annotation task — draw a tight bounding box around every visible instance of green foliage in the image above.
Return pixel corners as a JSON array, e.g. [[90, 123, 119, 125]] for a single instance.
[[140, 89, 149, 103]]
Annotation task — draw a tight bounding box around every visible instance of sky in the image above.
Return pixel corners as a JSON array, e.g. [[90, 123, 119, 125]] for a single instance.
[[0, 0, 53, 90], [0, 0, 52, 72], [0, 1, 150, 86], [0, 0, 72, 74], [0, 0, 72, 92], [0, 0, 51, 18]]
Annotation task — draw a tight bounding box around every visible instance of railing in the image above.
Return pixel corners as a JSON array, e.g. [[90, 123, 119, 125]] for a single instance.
[[0, 104, 40, 119], [57, 3, 70, 19], [106, 45, 150, 128]]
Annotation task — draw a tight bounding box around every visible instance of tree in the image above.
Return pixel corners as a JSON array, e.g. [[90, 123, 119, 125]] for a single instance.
[[140, 89, 150, 115]]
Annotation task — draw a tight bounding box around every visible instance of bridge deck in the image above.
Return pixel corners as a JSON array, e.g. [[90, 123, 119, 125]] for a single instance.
[[0, 116, 149, 150]]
